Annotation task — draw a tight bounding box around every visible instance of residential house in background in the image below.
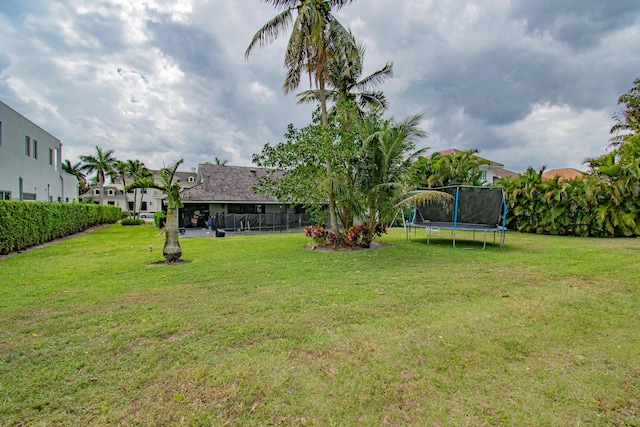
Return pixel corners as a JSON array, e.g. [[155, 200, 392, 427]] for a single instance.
[[0, 100, 79, 202], [541, 168, 586, 181], [181, 164, 309, 230], [80, 168, 198, 216], [493, 167, 519, 183]]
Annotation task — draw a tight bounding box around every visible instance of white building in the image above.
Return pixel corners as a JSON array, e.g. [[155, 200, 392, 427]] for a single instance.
[[0, 100, 78, 202]]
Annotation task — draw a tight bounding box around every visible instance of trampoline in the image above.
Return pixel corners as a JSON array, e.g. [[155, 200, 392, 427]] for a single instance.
[[406, 185, 507, 249]]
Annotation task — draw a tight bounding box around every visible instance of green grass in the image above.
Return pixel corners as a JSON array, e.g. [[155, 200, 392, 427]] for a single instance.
[[1, 224, 639, 426]]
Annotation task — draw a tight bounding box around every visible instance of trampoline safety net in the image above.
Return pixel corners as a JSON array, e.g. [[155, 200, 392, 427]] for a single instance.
[[408, 185, 507, 248]]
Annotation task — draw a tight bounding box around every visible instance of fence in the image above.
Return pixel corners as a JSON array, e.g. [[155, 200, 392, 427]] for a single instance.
[[206, 213, 313, 232]]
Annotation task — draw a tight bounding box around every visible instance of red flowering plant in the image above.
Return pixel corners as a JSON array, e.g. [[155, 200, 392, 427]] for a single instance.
[[304, 224, 337, 248]]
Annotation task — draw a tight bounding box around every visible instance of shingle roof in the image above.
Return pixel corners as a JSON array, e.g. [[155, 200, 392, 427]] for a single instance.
[[493, 167, 519, 179], [542, 168, 586, 180], [433, 148, 504, 167], [181, 164, 281, 203]]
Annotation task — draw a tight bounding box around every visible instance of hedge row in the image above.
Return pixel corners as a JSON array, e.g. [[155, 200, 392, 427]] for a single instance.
[[0, 201, 122, 255]]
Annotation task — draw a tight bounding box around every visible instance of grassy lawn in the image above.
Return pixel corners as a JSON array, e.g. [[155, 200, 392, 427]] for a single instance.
[[1, 224, 639, 426]]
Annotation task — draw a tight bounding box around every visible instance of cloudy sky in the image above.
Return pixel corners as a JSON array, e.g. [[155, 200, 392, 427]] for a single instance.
[[1, 0, 639, 174]]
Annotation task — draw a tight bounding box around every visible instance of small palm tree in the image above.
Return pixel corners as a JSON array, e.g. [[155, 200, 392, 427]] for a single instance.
[[127, 159, 185, 263], [61, 159, 89, 194], [80, 146, 118, 205], [355, 113, 431, 246]]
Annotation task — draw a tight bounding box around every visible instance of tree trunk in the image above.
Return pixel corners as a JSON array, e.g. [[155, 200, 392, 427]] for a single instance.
[[163, 207, 182, 262], [319, 76, 341, 236]]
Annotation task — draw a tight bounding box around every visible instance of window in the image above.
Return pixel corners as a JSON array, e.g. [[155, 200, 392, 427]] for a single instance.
[[33, 140, 38, 159], [94, 189, 101, 195], [54, 148, 59, 170], [22, 192, 36, 201], [107, 201, 115, 206], [107, 189, 115, 196], [0, 190, 11, 200], [25, 136, 31, 156], [188, 176, 195, 183], [141, 201, 148, 211], [0, 121, 3, 146], [49, 148, 54, 165]]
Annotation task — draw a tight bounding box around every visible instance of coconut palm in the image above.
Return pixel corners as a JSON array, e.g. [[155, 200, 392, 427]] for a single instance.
[[80, 146, 118, 205], [246, 0, 356, 236], [297, 34, 393, 115], [127, 159, 184, 263]]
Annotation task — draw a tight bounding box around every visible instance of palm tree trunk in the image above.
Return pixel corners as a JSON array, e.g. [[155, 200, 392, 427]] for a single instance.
[[319, 75, 341, 235], [163, 207, 182, 262]]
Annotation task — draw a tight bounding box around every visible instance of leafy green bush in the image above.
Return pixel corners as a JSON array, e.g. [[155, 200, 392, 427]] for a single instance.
[[501, 138, 640, 238], [154, 211, 167, 229], [0, 201, 122, 255]]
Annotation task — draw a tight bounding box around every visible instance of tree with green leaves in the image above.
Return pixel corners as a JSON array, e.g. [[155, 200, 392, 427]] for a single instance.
[[410, 149, 487, 188], [610, 77, 640, 144], [127, 159, 185, 263], [80, 146, 118, 205], [246, 0, 357, 236]]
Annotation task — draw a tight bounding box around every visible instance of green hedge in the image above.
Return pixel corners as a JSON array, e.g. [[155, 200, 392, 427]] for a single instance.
[[0, 201, 122, 255]]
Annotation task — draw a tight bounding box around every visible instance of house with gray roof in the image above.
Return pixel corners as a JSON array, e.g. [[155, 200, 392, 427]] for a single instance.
[[180, 163, 309, 231]]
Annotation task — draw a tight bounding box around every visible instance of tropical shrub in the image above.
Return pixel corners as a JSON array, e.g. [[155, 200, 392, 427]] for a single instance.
[[154, 211, 167, 229], [501, 137, 640, 237], [304, 225, 338, 247]]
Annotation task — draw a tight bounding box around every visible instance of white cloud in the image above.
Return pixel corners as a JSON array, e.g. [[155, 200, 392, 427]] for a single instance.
[[1, 0, 639, 174]]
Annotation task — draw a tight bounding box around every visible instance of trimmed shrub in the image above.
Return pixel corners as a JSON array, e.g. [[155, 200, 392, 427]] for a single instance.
[[121, 218, 145, 226], [0, 201, 122, 255], [154, 211, 167, 229]]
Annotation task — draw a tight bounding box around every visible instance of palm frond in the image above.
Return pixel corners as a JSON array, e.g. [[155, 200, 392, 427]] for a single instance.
[[394, 190, 453, 208], [245, 9, 293, 58]]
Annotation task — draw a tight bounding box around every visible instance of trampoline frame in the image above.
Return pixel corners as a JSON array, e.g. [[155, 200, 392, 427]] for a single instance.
[[406, 185, 508, 249]]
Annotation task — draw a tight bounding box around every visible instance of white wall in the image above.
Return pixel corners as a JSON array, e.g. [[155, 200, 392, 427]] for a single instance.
[[0, 101, 78, 202]]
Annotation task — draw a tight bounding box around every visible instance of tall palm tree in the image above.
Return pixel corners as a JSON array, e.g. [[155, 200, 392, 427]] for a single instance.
[[61, 159, 89, 194], [115, 161, 132, 215], [297, 34, 393, 115], [80, 146, 118, 205], [246, 0, 356, 236], [127, 159, 185, 263]]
